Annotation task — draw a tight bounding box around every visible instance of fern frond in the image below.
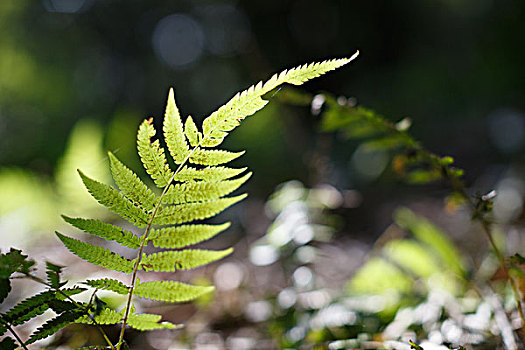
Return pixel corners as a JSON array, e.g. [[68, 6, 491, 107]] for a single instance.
[[26, 310, 85, 345], [78, 171, 149, 227], [201, 54, 357, 147], [127, 312, 180, 331], [140, 248, 233, 272], [149, 223, 231, 248], [137, 118, 174, 187], [134, 280, 214, 302], [56, 233, 134, 273], [184, 116, 201, 147], [174, 166, 247, 182], [84, 278, 129, 295], [76, 307, 123, 325], [162, 173, 251, 205], [62, 216, 141, 249], [189, 149, 245, 166], [153, 194, 247, 225], [163, 88, 190, 164], [108, 152, 158, 210]]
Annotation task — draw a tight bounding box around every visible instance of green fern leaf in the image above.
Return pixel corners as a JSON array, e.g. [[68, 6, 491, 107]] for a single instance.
[[0, 337, 16, 350], [184, 115, 201, 147], [3, 290, 55, 326], [78, 170, 149, 227], [134, 280, 214, 302], [189, 148, 245, 166], [163, 88, 190, 164], [127, 312, 180, 331], [76, 307, 123, 325], [84, 278, 129, 295], [153, 194, 247, 225], [201, 55, 357, 147], [62, 216, 141, 249], [48, 299, 78, 313], [137, 118, 174, 187], [174, 166, 247, 182], [108, 152, 158, 210], [163, 172, 251, 205], [140, 248, 233, 272], [45, 262, 64, 289], [2, 288, 83, 326], [149, 223, 231, 248], [56, 232, 135, 273], [26, 310, 85, 345]]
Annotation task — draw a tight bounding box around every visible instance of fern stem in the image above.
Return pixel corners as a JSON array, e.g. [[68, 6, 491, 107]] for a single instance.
[[6, 323, 29, 350], [117, 147, 200, 349], [25, 274, 116, 350]]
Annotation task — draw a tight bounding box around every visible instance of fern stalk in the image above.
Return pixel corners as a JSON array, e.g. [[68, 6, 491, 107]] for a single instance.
[[6, 324, 29, 350], [117, 147, 199, 349]]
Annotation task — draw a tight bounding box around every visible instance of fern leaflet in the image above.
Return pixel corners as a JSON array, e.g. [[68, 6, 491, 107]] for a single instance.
[[62, 216, 140, 249], [134, 280, 214, 302], [84, 278, 130, 295], [148, 223, 231, 248], [140, 248, 234, 272], [56, 233, 134, 273]]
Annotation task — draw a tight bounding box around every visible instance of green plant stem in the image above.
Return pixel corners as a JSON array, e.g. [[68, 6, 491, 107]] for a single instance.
[[25, 274, 116, 350], [116, 147, 199, 350], [6, 323, 29, 350]]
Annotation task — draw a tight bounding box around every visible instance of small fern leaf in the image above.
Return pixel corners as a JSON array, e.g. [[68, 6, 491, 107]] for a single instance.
[[189, 149, 244, 166], [62, 216, 141, 249], [2, 288, 83, 326], [134, 280, 214, 302], [84, 278, 130, 295], [76, 307, 123, 325], [201, 54, 357, 146], [184, 115, 201, 147], [163, 172, 252, 205], [140, 248, 233, 272], [56, 232, 135, 273], [45, 262, 64, 289], [175, 166, 247, 182], [137, 118, 174, 187], [78, 171, 149, 227], [48, 300, 78, 313], [153, 194, 247, 225], [3, 290, 55, 325], [149, 223, 231, 248], [163, 88, 190, 164], [108, 152, 158, 210], [127, 312, 180, 331], [26, 310, 85, 345], [0, 337, 16, 350]]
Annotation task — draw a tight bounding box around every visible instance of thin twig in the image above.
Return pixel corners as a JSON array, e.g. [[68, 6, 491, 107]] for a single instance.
[[6, 323, 29, 350]]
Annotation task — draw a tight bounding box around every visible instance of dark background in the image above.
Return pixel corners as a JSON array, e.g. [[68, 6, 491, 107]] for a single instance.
[[1, 0, 525, 240]]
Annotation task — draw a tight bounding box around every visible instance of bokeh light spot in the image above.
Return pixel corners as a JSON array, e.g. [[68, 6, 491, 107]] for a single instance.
[[487, 108, 525, 153], [152, 14, 205, 69], [43, 0, 87, 13]]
